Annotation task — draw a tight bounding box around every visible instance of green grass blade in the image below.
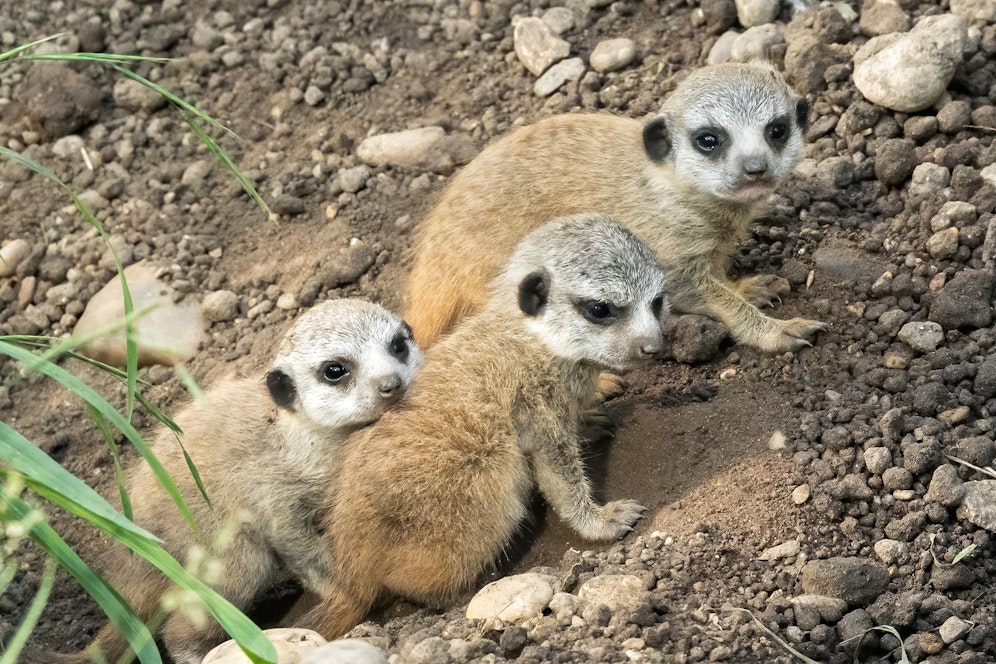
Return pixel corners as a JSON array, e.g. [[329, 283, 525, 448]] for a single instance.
[[0, 557, 56, 664], [87, 405, 134, 522], [0, 34, 60, 62], [17, 52, 167, 65], [0, 341, 196, 530], [1, 492, 162, 664]]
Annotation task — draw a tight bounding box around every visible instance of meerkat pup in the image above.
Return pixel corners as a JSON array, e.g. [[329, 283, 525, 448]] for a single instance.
[[54, 299, 421, 664], [406, 61, 824, 354], [297, 213, 667, 639]]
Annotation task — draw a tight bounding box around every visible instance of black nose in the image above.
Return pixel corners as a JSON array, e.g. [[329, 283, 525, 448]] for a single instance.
[[379, 375, 402, 397], [743, 155, 768, 177]]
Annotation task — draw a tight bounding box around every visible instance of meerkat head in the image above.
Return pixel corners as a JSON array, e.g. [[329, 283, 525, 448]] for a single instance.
[[265, 299, 422, 431], [642, 61, 808, 205], [496, 213, 669, 373]]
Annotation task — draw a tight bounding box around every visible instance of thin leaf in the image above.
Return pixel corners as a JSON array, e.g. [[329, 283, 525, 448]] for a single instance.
[[1, 492, 162, 664], [0, 557, 57, 664], [0, 34, 61, 62], [0, 341, 196, 531], [951, 543, 977, 565], [710, 606, 821, 664], [840, 625, 910, 664], [87, 405, 133, 522]]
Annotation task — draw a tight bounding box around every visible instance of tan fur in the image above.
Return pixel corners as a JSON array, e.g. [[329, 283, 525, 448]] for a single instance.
[[298, 214, 667, 639], [46, 300, 420, 664], [406, 61, 824, 353]]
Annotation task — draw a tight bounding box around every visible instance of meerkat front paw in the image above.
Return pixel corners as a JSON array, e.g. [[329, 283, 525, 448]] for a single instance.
[[582, 408, 618, 445], [594, 371, 627, 401], [735, 274, 792, 309], [590, 499, 647, 540], [757, 317, 827, 352]]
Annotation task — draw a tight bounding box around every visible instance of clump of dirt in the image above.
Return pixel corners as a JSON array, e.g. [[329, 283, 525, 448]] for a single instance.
[[1, 0, 995, 662]]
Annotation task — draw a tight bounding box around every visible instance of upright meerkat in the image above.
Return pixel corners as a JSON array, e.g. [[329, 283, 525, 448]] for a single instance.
[[298, 213, 668, 639], [406, 61, 823, 353], [49, 299, 421, 664]]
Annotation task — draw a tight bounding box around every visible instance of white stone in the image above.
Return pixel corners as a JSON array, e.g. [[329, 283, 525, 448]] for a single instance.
[[864, 447, 893, 475], [791, 484, 811, 505], [873, 538, 908, 564], [181, 159, 212, 187], [950, 0, 996, 22], [735, 0, 779, 28], [930, 201, 976, 232], [74, 262, 203, 368], [113, 77, 165, 112], [939, 616, 973, 644], [203, 628, 327, 664], [52, 135, 84, 159], [730, 23, 784, 62], [0, 238, 31, 277], [957, 480, 996, 532], [577, 574, 650, 613], [759, 539, 801, 561], [542, 6, 576, 34], [909, 163, 951, 198], [301, 639, 389, 664], [466, 572, 559, 622], [983, 163, 996, 189], [926, 227, 960, 260], [589, 38, 637, 73], [898, 321, 944, 353], [790, 595, 848, 623], [534, 57, 585, 97], [513, 17, 571, 76], [853, 14, 970, 112], [356, 126, 445, 169], [338, 164, 372, 193], [707, 31, 740, 65], [202, 289, 240, 323]]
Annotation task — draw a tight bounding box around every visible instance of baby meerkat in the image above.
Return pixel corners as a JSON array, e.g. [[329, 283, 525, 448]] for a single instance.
[[406, 61, 824, 354], [53, 299, 421, 664], [297, 213, 668, 639]]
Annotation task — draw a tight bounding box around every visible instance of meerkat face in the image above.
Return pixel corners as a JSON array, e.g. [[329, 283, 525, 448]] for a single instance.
[[643, 62, 808, 205], [502, 214, 669, 373], [266, 300, 422, 431]]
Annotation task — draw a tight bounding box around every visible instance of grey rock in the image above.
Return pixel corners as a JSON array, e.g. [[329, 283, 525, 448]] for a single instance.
[[338, 165, 372, 193], [513, 17, 571, 77], [930, 201, 976, 231], [759, 540, 801, 561], [950, 0, 996, 22], [589, 38, 637, 73], [878, 408, 904, 442], [884, 511, 925, 542], [800, 557, 890, 606], [357, 127, 475, 174], [792, 595, 848, 624], [925, 464, 965, 507], [663, 314, 728, 363], [853, 14, 970, 113], [534, 58, 585, 97], [864, 447, 893, 475], [542, 7, 576, 35], [707, 30, 740, 65], [928, 269, 994, 331], [74, 262, 203, 368], [937, 101, 973, 135], [838, 609, 875, 655], [874, 138, 916, 187], [926, 227, 960, 260], [930, 562, 975, 591], [909, 163, 951, 198], [319, 241, 376, 288], [20, 63, 103, 139], [950, 436, 996, 467], [113, 77, 166, 113], [957, 480, 996, 532], [903, 438, 942, 474], [181, 159, 212, 187], [730, 23, 785, 62], [859, 0, 910, 37], [873, 538, 908, 565], [272, 194, 307, 216], [204, 629, 328, 663], [702, 0, 738, 34], [898, 321, 943, 353], [939, 616, 973, 644], [974, 357, 996, 397], [51, 134, 85, 159], [202, 290, 241, 324], [577, 574, 655, 625], [407, 637, 451, 664]]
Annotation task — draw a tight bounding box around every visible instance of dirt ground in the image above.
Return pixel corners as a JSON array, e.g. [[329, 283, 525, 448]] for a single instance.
[[2, 0, 996, 662]]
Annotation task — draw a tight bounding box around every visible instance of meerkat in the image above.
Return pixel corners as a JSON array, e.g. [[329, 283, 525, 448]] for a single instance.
[[296, 213, 668, 639], [405, 61, 824, 354], [49, 299, 421, 664]]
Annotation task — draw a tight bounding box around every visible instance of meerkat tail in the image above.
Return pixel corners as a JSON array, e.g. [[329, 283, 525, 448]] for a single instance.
[[297, 579, 377, 640]]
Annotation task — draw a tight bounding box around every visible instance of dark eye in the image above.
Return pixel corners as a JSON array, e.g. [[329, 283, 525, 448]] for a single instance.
[[388, 333, 409, 360], [693, 131, 720, 153], [767, 121, 788, 142], [651, 295, 665, 319], [578, 300, 614, 325], [320, 362, 349, 383]]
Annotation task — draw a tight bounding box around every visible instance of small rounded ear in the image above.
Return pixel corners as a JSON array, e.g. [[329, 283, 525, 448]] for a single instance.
[[795, 98, 810, 133], [266, 368, 297, 411], [643, 115, 671, 163], [518, 270, 549, 317]]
